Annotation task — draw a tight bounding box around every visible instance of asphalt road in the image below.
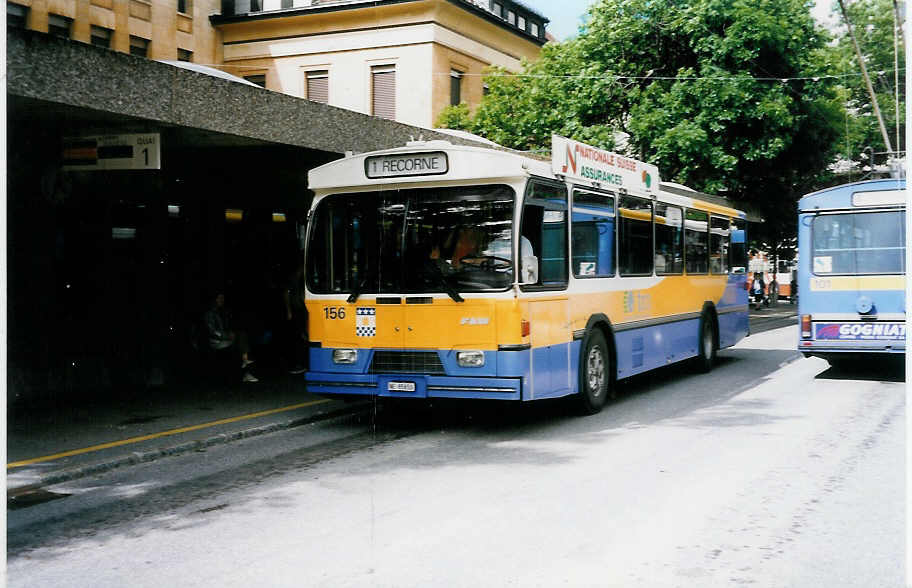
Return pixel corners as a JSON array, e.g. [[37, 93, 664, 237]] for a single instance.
[[7, 323, 904, 587]]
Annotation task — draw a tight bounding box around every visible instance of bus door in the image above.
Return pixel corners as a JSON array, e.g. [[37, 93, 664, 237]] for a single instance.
[[521, 180, 571, 399]]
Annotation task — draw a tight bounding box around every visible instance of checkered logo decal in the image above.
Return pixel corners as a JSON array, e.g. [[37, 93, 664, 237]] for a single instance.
[[356, 307, 376, 337]]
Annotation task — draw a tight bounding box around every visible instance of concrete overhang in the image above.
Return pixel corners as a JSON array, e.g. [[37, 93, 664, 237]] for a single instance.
[[6, 28, 491, 154]]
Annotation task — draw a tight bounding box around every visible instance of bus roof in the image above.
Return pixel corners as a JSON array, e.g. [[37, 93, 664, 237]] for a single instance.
[[799, 178, 906, 212], [658, 182, 753, 221], [308, 140, 550, 192], [308, 136, 749, 220]]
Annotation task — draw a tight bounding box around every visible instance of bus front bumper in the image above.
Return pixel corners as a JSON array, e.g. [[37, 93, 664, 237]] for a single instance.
[[305, 372, 523, 401]]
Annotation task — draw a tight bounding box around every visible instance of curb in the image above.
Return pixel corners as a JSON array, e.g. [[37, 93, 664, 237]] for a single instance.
[[8, 400, 372, 495]]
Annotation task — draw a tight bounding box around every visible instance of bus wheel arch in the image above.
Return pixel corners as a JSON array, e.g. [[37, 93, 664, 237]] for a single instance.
[[696, 303, 719, 372], [576, 316, 617, 415]]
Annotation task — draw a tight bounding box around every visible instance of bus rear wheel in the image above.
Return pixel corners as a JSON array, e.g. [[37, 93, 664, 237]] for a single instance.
[[576, 330, 610, 415], [695, 313, 717, 373]]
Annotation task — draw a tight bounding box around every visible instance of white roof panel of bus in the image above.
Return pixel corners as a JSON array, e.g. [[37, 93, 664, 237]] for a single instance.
[[308, 141, 551, 192]]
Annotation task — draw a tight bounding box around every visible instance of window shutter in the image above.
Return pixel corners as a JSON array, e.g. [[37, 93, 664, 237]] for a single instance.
[[371, 65, 396, 121], [306, 70, 329, 104]]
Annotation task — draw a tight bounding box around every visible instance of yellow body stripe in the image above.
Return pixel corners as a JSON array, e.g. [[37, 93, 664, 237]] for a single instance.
[[309, 274, 737, 350], [809, 276, 906, 291]]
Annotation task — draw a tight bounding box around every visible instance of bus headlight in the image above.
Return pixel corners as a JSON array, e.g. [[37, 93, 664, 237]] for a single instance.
[[457, 351, 485, 368], [333, 349, 358, 364]]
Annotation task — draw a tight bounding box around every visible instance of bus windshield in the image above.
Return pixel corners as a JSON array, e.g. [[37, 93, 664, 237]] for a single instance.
[[811, 210, 906, 275], [307, 185, 515, 298]]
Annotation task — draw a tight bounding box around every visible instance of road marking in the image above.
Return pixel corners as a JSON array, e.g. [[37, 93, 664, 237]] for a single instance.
[[7, 399, 333, 469]]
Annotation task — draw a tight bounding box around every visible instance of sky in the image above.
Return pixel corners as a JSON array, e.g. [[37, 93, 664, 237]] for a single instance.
[[519, 0, 837, 41]]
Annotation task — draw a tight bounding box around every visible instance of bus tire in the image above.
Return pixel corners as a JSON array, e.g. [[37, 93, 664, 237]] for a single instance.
[[695, 312, 717, 373], [576, 329, 610, 415]]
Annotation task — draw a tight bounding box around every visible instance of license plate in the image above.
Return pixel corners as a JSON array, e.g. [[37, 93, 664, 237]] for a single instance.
[[387, 381, 416, 392]]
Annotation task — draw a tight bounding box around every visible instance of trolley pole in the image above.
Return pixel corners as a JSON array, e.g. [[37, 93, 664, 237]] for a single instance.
[[838, 0, 894, 155]]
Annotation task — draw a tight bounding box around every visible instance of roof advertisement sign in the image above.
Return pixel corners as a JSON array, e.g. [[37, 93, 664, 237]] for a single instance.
[[551, 135, 660, 194]]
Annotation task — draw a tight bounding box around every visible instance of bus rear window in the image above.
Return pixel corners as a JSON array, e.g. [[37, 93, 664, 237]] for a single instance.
[[811, 211, 905, 275]]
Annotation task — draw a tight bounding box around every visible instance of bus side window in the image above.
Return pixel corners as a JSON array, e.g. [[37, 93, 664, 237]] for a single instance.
[[521, 181, 568, 288], [655, 203, 683, 274], [710, 216, 730, 274], [730, 221, 746, 273], [572, 190, 615, 278], [618, 195, 653, 276], [685, 209, 709, 274]]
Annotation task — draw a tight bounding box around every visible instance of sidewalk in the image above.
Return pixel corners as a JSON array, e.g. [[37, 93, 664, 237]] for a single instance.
[[7, 373, 369, 494]]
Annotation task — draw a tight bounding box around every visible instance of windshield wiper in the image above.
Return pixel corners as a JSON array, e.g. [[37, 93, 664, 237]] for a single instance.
[[346, 272, 377, 303], [424, 262, 464, 303]]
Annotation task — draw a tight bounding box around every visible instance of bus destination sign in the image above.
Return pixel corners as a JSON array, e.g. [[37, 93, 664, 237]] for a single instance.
[[365, 151, 448, 179]]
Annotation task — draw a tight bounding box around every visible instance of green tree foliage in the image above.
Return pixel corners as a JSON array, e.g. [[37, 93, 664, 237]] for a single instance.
[[440, 0, 848, 249], [822, 0, 905, 172], [436, 102, 474, 131]]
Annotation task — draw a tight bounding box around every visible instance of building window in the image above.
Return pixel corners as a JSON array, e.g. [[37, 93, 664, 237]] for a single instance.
[[130, 36, 149, 57], [177, 48, 193, 62], [491, 1, 502, 17], [517, 15, 526, 31], [306, 70, 329, 104], [48, 13, 72, 38], [7, 3, 28, 28], [507, 10, 515, 25], [450, 69, 463, 106], [177, 0, 192, 13], [530, 22, 539, 37], [245, 74, 266, 87], [90, 25, 112, 48], [371, 65, 396, 121]]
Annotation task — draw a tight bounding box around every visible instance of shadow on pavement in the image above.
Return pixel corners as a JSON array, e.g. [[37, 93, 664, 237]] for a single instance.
[[815, 356, 905, 383]]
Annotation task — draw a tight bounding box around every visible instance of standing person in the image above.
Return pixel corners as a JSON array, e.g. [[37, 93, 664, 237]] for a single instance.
[[205, 292, 258, 383], [283, 260, 308, 375], [751, 272, 766, 310]]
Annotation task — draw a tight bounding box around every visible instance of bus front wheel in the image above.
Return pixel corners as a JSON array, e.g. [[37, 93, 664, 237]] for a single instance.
[[576, 330, 611, 415], [696, 313, 717, 373]]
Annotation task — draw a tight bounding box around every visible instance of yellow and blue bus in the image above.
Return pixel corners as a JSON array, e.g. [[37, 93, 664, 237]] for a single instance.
[[797, 178, 906, 364], [304, 136, 749, 413]]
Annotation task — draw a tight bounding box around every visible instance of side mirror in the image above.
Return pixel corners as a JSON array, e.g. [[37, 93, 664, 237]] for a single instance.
[[520, 255, 539, 284]]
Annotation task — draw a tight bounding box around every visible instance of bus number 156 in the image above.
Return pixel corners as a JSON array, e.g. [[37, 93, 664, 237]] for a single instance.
[[324, 307, 346, 320]]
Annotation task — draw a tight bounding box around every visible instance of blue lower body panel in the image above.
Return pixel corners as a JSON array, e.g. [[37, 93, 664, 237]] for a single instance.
[[718, 309, 750, 350], [615, 319, 701, 379]]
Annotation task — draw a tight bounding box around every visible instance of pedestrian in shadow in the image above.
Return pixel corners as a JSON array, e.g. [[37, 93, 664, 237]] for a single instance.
[[205, 292, 258, 382]]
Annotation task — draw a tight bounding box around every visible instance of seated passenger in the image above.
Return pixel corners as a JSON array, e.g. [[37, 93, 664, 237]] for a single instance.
[[205, 292, 258, 383]]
